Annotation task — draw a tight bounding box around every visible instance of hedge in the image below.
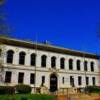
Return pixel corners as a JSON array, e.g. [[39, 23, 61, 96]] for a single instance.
[[15, 84, 32, 94], [0, 86, 15, 94], [85, 86, 100, 93]]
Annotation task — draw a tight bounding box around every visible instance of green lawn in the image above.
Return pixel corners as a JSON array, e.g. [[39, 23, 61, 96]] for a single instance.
[[0, 94, 56, 100]]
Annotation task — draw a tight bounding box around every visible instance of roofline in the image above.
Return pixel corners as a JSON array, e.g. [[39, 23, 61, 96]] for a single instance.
[[0, 36, 99, 59]]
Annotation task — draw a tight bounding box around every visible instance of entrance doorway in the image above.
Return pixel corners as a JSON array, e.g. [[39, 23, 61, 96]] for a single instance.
[[50, 73, 58, 92]]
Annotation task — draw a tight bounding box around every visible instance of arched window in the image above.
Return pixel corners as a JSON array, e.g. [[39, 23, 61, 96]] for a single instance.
[[19, 52, 26, 65], [84, 61, 88, 71], [91, 62, 94, 72], [51, 56, 56, 68], [30, 53, 36, 66], [69, 59, 73, 70], [41, 55, 47, 67], [60, 58, 65, 69], [7, 50, 14, 64], [77, 60, 81, 70]]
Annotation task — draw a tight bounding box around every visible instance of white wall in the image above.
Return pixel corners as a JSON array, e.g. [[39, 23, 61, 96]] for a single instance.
[[0, 44, 99, 88]]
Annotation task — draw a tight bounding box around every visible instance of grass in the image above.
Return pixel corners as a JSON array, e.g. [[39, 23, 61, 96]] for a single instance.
[[0, 94, 56, 100]]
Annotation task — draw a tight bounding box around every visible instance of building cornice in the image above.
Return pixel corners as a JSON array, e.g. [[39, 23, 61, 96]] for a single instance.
[[0, 37, 99, 59]]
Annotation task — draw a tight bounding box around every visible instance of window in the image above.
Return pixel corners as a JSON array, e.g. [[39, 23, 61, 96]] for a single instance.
[[41, 55, 47, 67], [42, 76, 45, 85], [84, 61, 88, 71], [0, 49, 2, 56], [78, 76, 82, 85], [60, 58, 65, 69], [62, 77, 64, 84], [7, 50, 14, 64], [86, 77, 89, 85], [69, 59, 73, 70], [91, 62, 94, 72], [19, 52, 26, 65], [30, 73, 35, 84], [70, 76, 74, 87], [18, 72, 24, 83], [31, 53, 36, 66], [5, 71, 12, 83], [77, 60, 81, 70], [92, 77, 95, 86], [51, 56, 56, 68]]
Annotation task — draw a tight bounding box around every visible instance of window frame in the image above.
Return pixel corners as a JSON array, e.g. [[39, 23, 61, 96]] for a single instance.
[[30, 73, 35, 84], [41, 55, 47, 67], [30, 53, 36, 66], [5, 71, 12, 83], [18, 72, 24, 84], [6, 50, 14, 64], [51, 56, 56, 68], [19, 52, 26, 65], [60, 58, 65, 69], [77, 60, 81, 71], [69, 59, 73, 70]]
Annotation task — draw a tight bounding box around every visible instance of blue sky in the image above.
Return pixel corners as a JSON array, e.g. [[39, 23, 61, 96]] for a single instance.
[[4, 0, 100, 54]]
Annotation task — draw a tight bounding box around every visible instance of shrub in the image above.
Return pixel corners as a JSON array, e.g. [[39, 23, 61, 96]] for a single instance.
[[85, 86, 100, 93], [16, 84, 32, 94], [0, 86, 15, 94]]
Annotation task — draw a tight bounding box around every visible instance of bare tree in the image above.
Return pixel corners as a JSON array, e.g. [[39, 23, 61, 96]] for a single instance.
[[0, 0, 13, 37], [0, 0, 11, 84]]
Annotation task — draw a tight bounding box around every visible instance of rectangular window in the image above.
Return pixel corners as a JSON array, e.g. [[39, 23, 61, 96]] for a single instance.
[[62, 77, 64, 84], [18, 72, 24, 83], [92, 77, 95, 86], [5, 71, 12, 83], [69, 63, 73, 70], [78, 76, 82, 85], [30, 73, 35, 84], [0, 49, 2, 56], [70, 76, 74, 87], [42, 76, 45, 84], [86, 77, 89, 85], [91, 66, 94, 72]]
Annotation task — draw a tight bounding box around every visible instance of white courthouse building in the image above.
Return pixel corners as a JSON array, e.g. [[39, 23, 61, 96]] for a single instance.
[[0, 37, 100, 93]]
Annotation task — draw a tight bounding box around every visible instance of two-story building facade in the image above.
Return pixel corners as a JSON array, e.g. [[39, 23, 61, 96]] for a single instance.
[[0, 37, 100, 93]]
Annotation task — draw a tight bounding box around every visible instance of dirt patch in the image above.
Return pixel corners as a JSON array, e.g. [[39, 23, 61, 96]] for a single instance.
[[56, 93, 100, 100]]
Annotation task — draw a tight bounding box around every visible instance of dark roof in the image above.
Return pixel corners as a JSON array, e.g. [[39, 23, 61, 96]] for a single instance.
[[0, 37, 99, 59]]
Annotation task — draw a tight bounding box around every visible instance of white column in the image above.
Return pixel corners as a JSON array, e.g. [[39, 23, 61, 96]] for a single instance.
[[2, 50, 7, 64], [36, 53, 41, 67], [47, 55, 51, 68], [82, 75, 86, 87], [73, 58, 76, 71], [11, 70, 18, 85], [24, 71, 30, 84], [13, 52, 19, 65], [25, 53, 30, 66], [88, 61, 91, 72], [65, 57, 68, 70], [81, 61, 84, 71], [56, 57, 60, 69]]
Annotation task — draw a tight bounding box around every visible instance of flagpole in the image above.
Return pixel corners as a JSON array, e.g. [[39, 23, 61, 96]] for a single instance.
[[34, 33, 38, 93]]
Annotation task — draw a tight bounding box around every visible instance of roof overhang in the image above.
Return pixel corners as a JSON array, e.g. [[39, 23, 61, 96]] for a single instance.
[[0, 37, 99, 59]]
